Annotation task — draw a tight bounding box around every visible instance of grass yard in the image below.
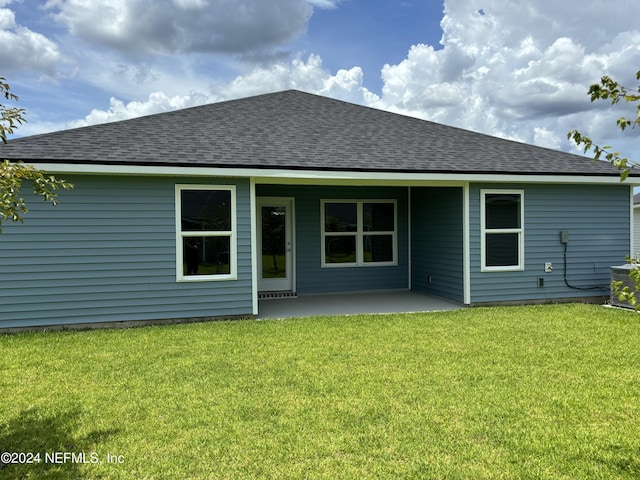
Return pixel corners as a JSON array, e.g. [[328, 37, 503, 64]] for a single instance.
[[1, 304, 639, 479]]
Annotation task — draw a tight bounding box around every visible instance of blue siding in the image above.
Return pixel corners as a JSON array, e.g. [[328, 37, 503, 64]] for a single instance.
[[0, 175, 253, 328], [3, 175, 631, 328], [469, 183, 631, 304], [257, 185, 409, 293], [411, 187, 464, 302]]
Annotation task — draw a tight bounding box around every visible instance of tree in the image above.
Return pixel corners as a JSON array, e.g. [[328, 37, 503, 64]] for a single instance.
[[568, 69, 640, 181], [568, 69, 640, 307], [0, 77, 73, 233]]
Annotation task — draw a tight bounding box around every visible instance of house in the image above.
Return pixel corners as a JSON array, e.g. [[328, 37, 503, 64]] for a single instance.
[[0, 90, 636, 329]]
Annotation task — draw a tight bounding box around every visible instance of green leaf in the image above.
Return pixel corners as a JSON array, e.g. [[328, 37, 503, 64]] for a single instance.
[[620, 169, 630, 182]]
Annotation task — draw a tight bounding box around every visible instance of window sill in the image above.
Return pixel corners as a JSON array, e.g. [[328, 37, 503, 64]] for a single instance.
[[177, 274, 237, 282], [480, 266, 524, 273], [322, 262, 398, 268]]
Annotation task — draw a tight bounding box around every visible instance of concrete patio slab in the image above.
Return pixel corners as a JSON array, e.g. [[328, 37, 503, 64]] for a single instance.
[[257, 290, 462, 319]]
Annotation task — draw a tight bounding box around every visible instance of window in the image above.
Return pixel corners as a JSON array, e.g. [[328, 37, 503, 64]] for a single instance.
[[176, 185, 236, 281], [322, 200, 397, 267], [480, 190, 524, 271]]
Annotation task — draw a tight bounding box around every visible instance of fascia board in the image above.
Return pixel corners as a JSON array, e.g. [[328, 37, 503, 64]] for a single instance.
[[29, 162, 638, 186]]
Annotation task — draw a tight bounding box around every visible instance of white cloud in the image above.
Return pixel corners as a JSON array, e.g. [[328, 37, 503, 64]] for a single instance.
[[220, 54, 369, 102], [44, 0, 313, 57], [171, 0, 208, 8], [305, 0, 340, 8], [0, 4, 62, 75], [532, 127, 561, 150], [68, 90, 210, 127], [373, 0, 640, 156], [64, 54, 373, 129]]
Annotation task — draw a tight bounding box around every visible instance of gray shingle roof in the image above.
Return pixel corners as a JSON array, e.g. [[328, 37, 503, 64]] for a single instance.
[[0, 89, 626, 177]]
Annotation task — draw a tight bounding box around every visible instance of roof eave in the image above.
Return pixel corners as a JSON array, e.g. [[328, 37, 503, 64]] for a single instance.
[[26, 161, 638, 185]]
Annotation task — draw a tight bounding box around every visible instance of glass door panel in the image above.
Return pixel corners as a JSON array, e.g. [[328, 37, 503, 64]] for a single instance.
[[261, 206, 286, 279], [257, 198, 293, 292]]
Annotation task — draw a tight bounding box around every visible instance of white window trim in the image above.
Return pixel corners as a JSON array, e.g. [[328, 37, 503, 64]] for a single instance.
[[480, 189, 524, 272], [321, 199, 397, 268], [175, 184, 237, 282]]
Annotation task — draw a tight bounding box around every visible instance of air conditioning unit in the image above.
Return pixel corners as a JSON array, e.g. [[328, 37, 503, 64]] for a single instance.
[[610, 264, 639, 309]]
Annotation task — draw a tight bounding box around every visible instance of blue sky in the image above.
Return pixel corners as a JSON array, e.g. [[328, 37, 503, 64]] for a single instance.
[[1, 0, 639, 163], [299, 1, 444, 92]]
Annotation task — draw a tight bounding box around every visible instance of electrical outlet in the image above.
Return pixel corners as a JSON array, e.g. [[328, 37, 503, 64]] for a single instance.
[[544, 262, 553, 273]]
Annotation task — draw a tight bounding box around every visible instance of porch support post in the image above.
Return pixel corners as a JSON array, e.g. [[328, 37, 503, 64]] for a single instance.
[[250, 178, 258, 315], [463, 182, 471, 305], [408, 186, 412, 289], [630, 185, 635, 257]]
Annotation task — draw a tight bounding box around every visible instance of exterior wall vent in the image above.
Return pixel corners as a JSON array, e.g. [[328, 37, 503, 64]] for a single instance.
[[258, 291, 297, 300]]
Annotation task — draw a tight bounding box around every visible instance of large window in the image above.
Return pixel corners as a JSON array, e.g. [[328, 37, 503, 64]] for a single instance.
[[322, 200, 397, 267], [176, 185, 236, 281], [481, 190, 524, 271]]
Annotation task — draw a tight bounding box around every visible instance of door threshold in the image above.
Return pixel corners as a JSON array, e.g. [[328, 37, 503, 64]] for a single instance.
[[258, 291, 298, 300]]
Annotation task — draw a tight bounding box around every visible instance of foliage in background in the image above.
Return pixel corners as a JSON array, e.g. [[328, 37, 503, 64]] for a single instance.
[[0, 77, 25, 144], [611, 255, 640, 309], [0, 77, 73, 233], [568, 69, 640, 307], [568, 69, 640, 181]]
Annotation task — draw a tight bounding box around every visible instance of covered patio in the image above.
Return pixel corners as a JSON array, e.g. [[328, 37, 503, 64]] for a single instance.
[[257, 290, 462, 319]]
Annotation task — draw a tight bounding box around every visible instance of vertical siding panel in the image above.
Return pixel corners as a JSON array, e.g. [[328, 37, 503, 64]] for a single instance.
[[469, 183, 631, 304], [633, 207, 640, 257], [0, 175, 253, 328], [411, 187, 464, 302]]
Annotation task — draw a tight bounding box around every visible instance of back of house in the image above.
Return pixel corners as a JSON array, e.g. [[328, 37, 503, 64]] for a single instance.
[[0, 90, 635, 329]]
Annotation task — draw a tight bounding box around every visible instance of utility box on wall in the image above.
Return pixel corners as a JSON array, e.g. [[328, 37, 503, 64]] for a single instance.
[[610, 265, 639, 309]]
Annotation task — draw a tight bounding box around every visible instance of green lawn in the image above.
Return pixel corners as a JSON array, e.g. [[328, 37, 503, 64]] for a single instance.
[[1, 304, 639, 479]]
